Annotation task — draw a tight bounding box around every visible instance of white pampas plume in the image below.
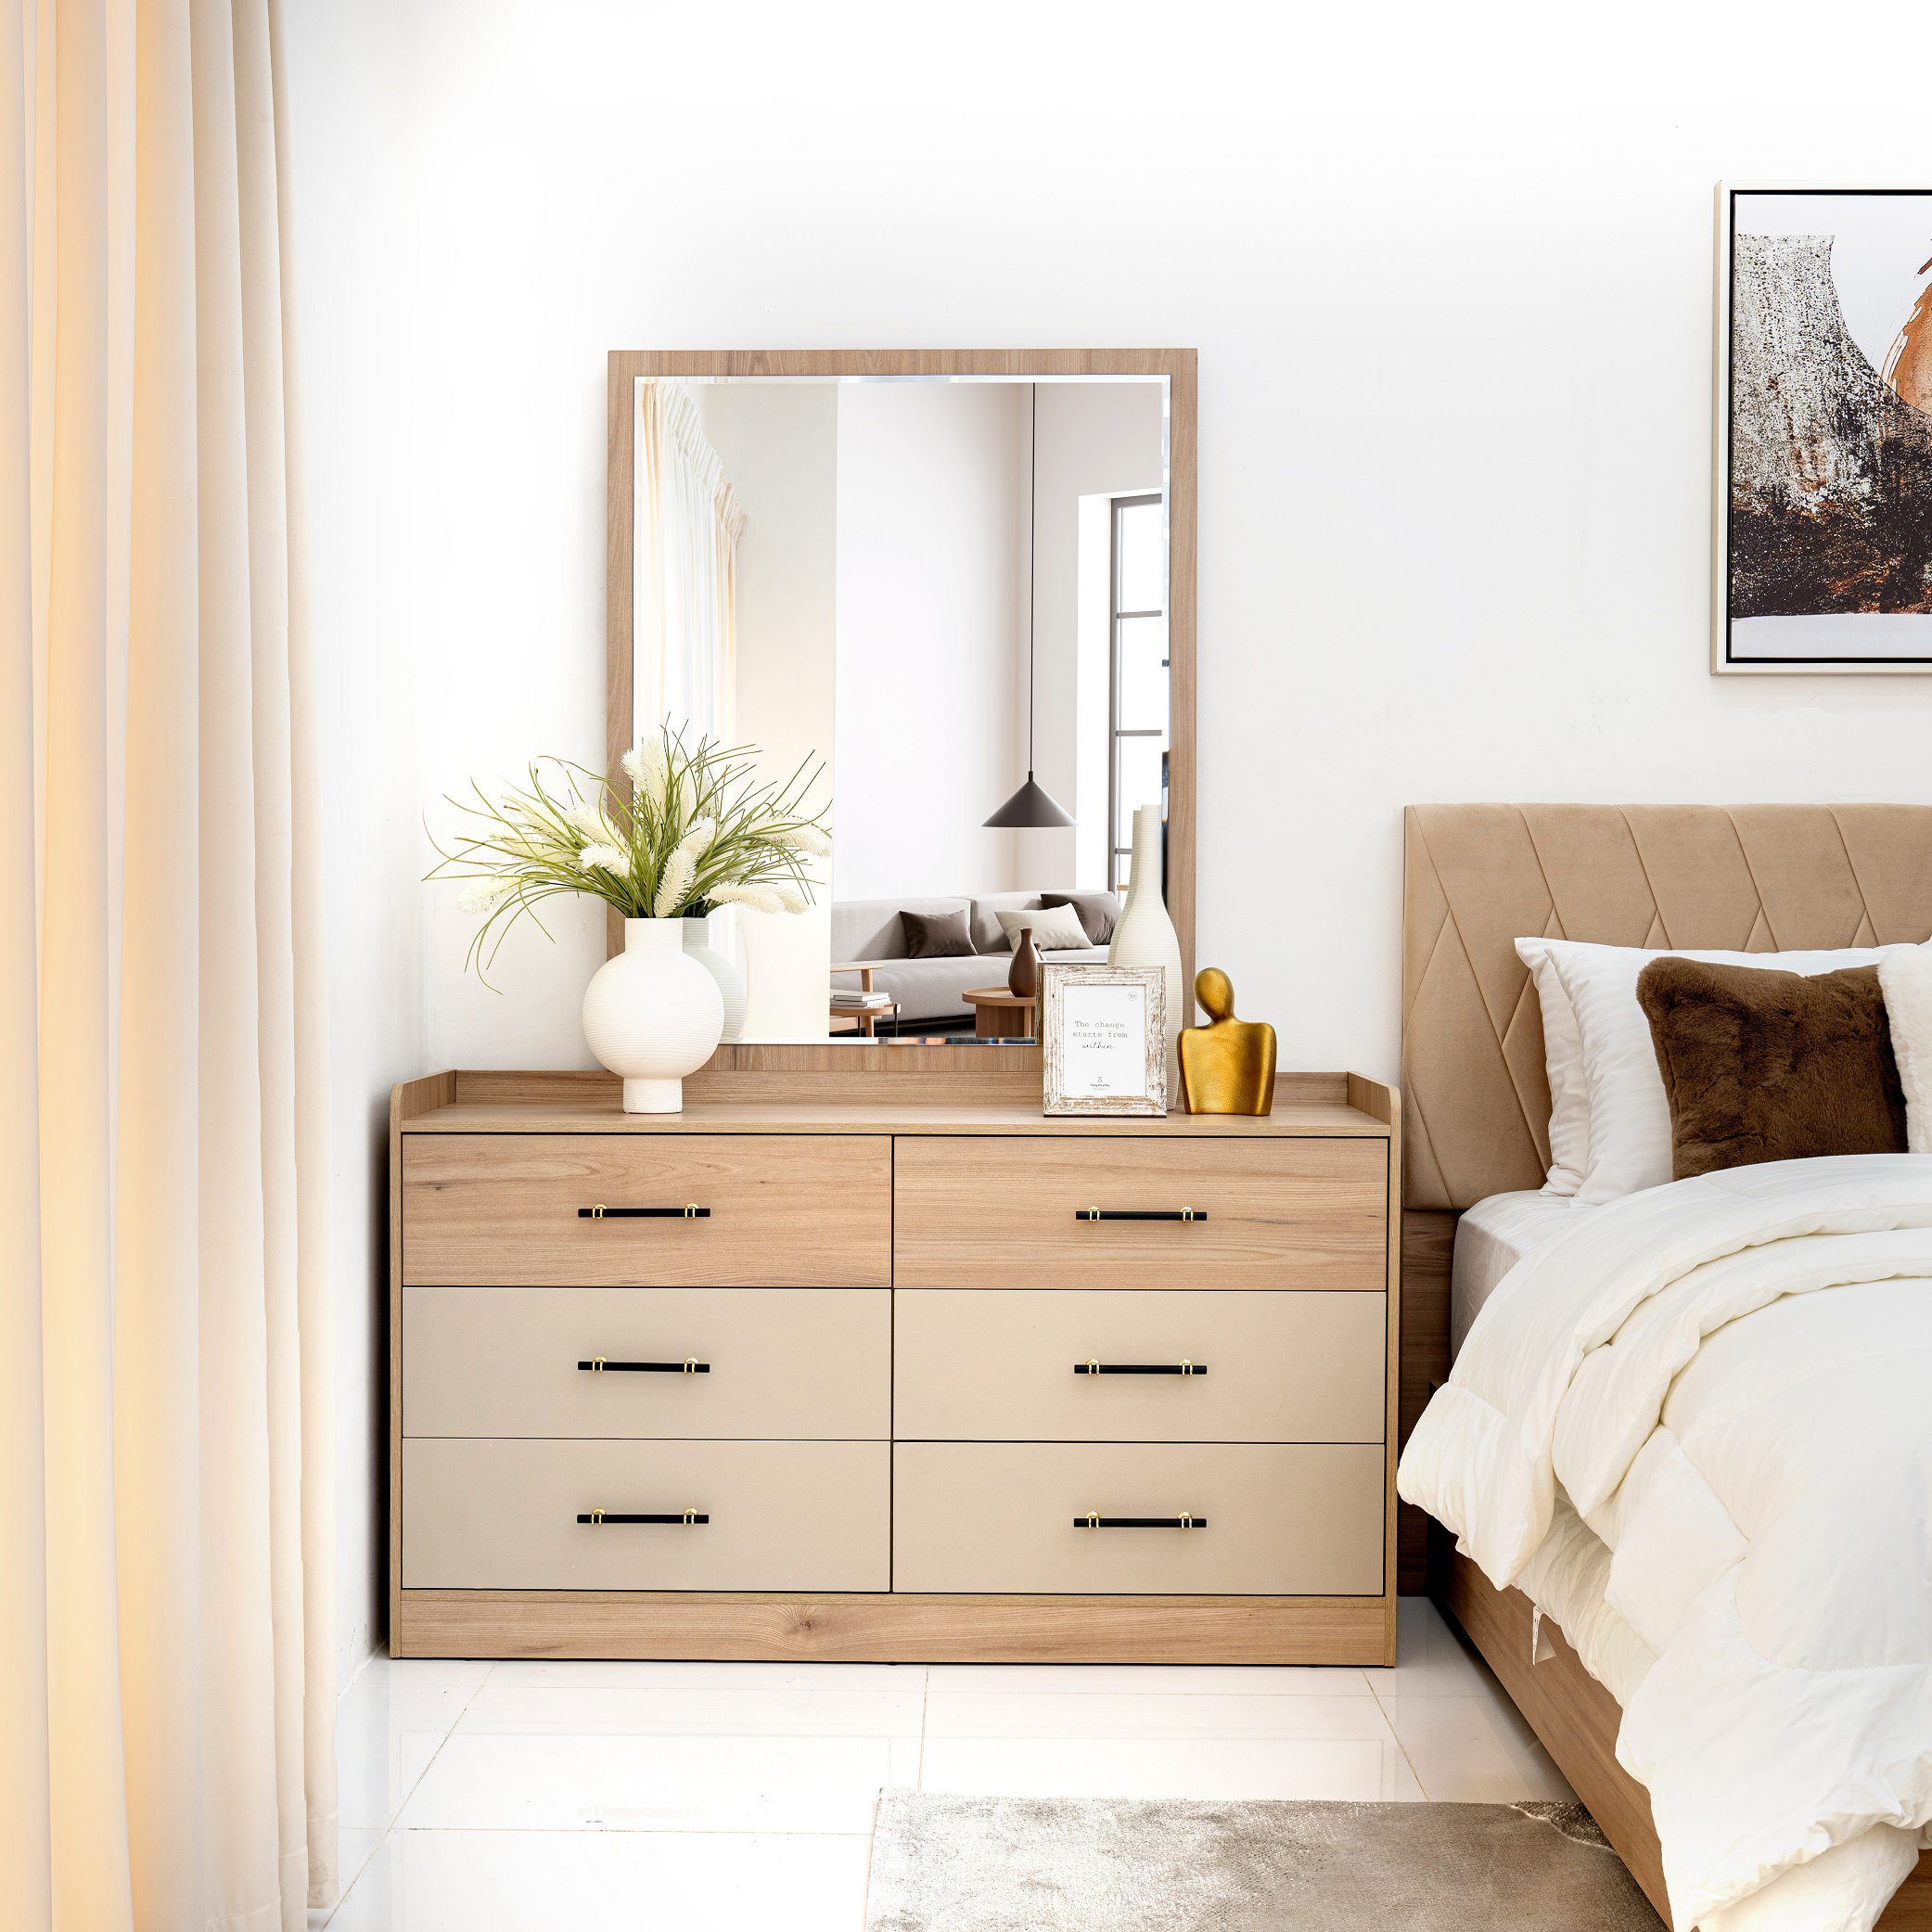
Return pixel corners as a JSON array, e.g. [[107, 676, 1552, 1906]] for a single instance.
[[579, 843, 629, 874], [457, 876, 516, 914], [650, 816, 714, 916], [653, 849, 696, 916], [631, 736, 667, 811], [710, 884, 784, 915], [565, 804, 618, 846], [774, 886, 809, 915], [620, 746, 646, 789], [763, 824, 831, 856]]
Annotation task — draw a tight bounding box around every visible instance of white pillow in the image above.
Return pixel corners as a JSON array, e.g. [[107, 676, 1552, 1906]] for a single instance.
[[995, 903, 1090, 953], [1515, 939, 1589, 1197], [1878, 947, 1932, 1154], [1542, 938, 1908, 1204]]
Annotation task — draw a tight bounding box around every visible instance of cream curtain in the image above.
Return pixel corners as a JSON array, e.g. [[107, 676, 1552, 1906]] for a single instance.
[[634, 376, 746, 745], [1, 0, 337, 1927]]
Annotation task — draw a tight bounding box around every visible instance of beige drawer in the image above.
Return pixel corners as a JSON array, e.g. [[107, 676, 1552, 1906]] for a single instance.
[[402, 1133, 891, 1287], [403, 1286, 889, 1439], [894, 1289, 1384, 1442], [892, 1442, 1383, 1594], [892, 1137, 1386, 1290], [402, 1438, 889, 1590]]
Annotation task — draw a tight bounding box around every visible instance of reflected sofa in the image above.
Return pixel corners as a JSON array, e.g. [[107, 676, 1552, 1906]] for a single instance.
[[829, 891, 1116, 1030]]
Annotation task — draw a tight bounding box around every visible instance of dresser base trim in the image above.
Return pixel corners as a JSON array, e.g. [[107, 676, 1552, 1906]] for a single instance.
[[395, 1588, 1395, 1665]]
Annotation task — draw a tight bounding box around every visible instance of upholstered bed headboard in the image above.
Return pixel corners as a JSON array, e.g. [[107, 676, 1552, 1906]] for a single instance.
[[1401, 804, 1932, 1210]]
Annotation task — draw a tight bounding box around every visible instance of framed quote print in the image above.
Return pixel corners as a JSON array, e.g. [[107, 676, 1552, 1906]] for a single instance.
[[1040, 963, 1169, 1117], [1716, 186, 1932, 672]]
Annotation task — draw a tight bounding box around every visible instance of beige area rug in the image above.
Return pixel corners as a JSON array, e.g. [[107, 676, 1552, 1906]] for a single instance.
[[864, 1790, 1664, 1931]]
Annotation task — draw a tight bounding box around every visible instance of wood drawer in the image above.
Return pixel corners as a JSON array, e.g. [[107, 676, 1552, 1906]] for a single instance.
[[402, 1438, 889, 1590], [892, 1442, 1384, 1594], [894, 1289, 1385, 1443], [403, 1286, 889, 1439], [892, 1136, 1386, 1290], [402, 1133, 891, 1286]]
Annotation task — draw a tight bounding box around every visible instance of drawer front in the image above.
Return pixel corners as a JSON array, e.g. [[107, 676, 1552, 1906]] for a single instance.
[[404, 1286, 890, 1439], [403, 1438, 889, 1590], [892, 1442, 1384, 1595], [892, 1137, 1386, 1290], [403, 1133, 891, 1287], [894, 1289, 1384, 1443]]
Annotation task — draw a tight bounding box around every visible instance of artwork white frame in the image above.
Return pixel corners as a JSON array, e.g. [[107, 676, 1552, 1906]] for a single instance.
[[1040, 963, 1168, 1117], [1714, 182, 1932, 674]]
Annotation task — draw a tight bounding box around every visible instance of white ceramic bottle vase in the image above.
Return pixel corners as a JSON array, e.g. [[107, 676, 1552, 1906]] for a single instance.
[[681, 913, 747, 1043], [1108, 801, 1185, 1088], [582, 917, 725, 1113]]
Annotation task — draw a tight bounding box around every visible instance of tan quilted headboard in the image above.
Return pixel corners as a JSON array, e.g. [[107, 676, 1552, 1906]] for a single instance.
[[1401, 804, 1932, 1210]]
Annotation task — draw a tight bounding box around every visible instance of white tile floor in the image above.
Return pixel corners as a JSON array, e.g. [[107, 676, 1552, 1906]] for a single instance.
[[313, 1597, 1574, 1931]]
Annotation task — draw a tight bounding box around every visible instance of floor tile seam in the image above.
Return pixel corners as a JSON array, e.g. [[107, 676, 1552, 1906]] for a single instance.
[[1363, 1672, 1432, 1800], [313, 1824, 390, 1929], [453, 1727, 927, 1737], [384, 1823, 876, 1837], [1374, 1687, 1535, 1710], [390, 1660, 497, 1830], [916, 1665, 930, 1788], [922, 1683, 1382, 1695], [920, 1734, 1408, 1745]]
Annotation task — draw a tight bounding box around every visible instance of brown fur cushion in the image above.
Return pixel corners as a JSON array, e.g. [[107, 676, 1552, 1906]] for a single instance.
[[1636, 956, 1907, 1180]]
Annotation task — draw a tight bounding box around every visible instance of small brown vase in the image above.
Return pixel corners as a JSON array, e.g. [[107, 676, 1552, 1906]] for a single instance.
[[1007, 926, 1041, 998]]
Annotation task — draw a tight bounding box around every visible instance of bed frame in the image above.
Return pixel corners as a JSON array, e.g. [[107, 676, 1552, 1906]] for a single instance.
[[1401, 803, 1932, 1928]]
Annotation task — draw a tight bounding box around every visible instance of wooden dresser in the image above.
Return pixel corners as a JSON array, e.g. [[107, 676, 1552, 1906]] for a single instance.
[[390, 1052, 1401, 1664]]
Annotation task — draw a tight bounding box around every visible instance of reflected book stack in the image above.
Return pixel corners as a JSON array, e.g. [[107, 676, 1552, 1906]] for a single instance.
[[830, 989, 894, 1014]]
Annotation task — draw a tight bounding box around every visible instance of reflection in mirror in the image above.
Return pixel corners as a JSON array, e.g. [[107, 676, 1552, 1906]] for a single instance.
[[630, 375, 1169, 1043]]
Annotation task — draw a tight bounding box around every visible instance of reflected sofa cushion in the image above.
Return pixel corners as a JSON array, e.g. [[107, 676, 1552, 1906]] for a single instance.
[[901, 909, 975, 959], [1039, 890, 1120, 945]]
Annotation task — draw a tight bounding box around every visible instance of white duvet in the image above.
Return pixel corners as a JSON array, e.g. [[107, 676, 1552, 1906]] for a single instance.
[[1399, 1155, 1932, 1932]]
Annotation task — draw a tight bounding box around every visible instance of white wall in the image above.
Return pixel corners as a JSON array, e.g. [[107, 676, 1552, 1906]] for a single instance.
[[834, 380, 1028, 898], [279, 0, 1932, 1671], [697, 382, 837, 1037]]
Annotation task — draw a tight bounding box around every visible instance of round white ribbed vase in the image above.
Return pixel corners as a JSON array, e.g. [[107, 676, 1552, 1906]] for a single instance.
[[1108, 801, 1185, 1092], [681, 914, 747, 1043], [582, 918, 725, 1114]]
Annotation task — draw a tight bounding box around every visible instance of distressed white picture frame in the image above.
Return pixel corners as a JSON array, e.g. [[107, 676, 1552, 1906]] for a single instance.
[[1041, 963, 1168, 1117]]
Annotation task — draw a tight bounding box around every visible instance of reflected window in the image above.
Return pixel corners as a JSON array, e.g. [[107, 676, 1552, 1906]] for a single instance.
[[1108, 493, 1168, 893]]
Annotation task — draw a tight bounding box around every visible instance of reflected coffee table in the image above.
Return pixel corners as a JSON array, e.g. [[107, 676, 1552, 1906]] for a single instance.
[[962, 986, 1038, 1039]]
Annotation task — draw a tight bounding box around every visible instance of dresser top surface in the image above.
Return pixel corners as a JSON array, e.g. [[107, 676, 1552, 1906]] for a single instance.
[[395, 1068, 1397, 1139], [402, 1098, 1390, 1137]]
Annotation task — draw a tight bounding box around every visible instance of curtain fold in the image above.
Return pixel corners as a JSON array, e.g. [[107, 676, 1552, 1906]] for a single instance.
[[5, 0, 337, 1926], [634, 375, 745, 746]]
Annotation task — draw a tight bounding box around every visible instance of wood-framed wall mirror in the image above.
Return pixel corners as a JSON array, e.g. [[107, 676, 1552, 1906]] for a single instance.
[[606, 349, 1196, 1047]]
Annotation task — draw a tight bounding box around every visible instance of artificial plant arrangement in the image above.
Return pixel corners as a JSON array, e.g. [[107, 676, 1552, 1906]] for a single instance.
[[427, 723, 831, 986]]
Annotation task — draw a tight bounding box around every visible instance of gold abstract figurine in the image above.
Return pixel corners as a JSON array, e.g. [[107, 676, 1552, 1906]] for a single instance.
[[1178, 968, 1276, 1115]]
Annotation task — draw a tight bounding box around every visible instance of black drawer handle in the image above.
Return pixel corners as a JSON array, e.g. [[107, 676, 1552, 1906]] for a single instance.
[[577, 1508, 709, 1525], [1075, 1360, 1207, 1376], [1075, 1512, 1207, 1529], [578, 1357, 710, 1374], [1074, 1208, 1207, 1222], [580, 1203, 710, 1220]]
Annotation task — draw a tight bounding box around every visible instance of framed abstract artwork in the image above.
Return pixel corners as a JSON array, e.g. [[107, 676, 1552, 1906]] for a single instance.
[[1716, 186, 1932, 672]]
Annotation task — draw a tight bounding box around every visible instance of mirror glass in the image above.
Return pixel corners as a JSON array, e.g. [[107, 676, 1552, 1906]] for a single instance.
[[629, 374, 1170, 1042]]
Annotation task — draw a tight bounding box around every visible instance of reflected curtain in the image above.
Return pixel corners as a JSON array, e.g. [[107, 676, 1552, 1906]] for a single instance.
[[0, 0, 337, 1927], [634, 377, 746, 746]]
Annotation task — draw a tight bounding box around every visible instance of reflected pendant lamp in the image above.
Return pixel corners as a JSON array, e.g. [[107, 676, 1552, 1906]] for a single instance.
[[985, 384, 1076, 829]]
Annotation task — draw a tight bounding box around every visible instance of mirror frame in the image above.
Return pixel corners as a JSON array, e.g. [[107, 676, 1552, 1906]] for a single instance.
[[605, 347, 1197, 1018]]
